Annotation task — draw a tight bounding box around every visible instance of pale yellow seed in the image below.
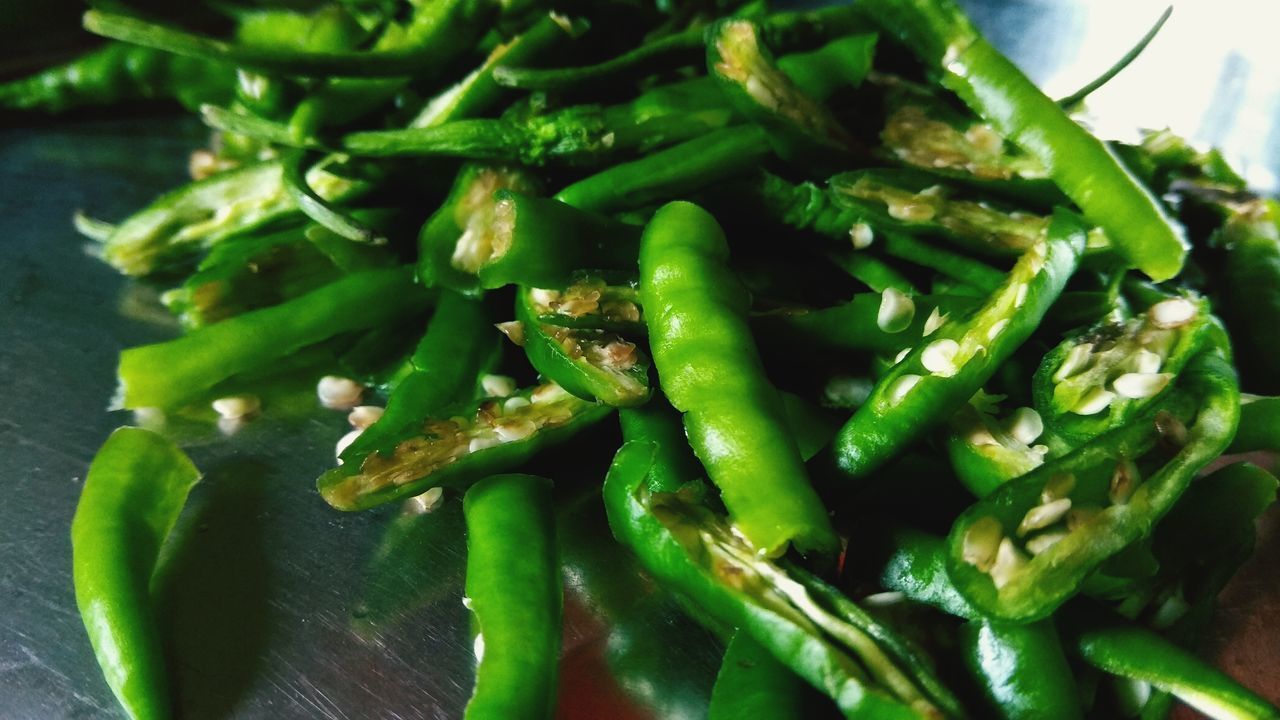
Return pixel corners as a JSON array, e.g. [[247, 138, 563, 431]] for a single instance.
[[962, 516, 1003, 571], [1017, 498, 1072, 537], [877, 288, 916, 334], [989, 538, 1029, 589], [1066, 505, 1102, 531], [1148, 297, 1197, 329], [1006, 407, 1043, 445], [1053, 343, 1094, 382], [347, 405, 384, 429], [335, 429, 363, 463], [1112, 372, 1172, 399], [212, 394, 260, 420], [887, 374, 922, 404], [468, 435, 502, 453], [850, 222, 874, 250], [923, 307, 947, 336], [1040, 472, 1076, 504], [1133, 349, 1163, 375], [1071, 387, 1116, 415], [921, 338, 960, 376], [1109, 458, 1141, 505], [1025, 530, 1068, 556], [481, 374, 518, 398], [318, 376, 364, 410]]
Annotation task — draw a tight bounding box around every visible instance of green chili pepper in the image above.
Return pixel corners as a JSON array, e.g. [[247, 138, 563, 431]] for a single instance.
[[776, 33, 878, 101], [514, 286, 651, 406], [1062, 604, 1280, 720], [101, 159, 365, 276], [946, 346, 1239, 622], [709, 631, 827, 719], [877, 529, 1085, 719], [1221, 199, 1280, 394], [859, 0, 1187, 281], [319, 381, 613, 510], [116, 267, 430, 409], [474, 193, 642, 290], [1228, 396, 1280, 453], [833, 209, 1087, 479], [707, 19, 860, 163], [875, 83, 1061, 205], [640, 200, 837, 557], [960, 620, 1082, 719], [554, 124, 771, 213], [1032, 296, 1212, 452], [158, 223, 381, 330], [339, 290, 500, 468], [747, 171, 1007, 292], [945, 395, 1048, 498], [526, 273, 645, 335], [602, 441, 966, 719], [463, 474, 561, 720], [0, 41, 233, 114], [417, 163, 541, 295], [828, 170, 1050, 257], [492, 5, 871, 91], [342, 88, 734, 165], [72, 427, 201, 720], [83, 6, 491, 78], [281, 151, 387, 245], [618, 395, 704, 494], [408, 14, 578, 128]]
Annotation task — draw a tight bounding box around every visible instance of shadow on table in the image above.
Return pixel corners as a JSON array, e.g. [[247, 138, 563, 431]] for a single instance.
[[153, 456, 273, 719]]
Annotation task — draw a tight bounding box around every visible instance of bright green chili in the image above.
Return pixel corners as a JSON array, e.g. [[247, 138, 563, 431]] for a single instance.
[[319, 381, 613, 510], [946, 346, 1240, 622], [640, 200, 837, 557], [72, 427, 201, 720], [858, 0, 1187, 281], [832, 209, 1087, 479], [116, 267, 430, 409], [602, 441, 966, 719]]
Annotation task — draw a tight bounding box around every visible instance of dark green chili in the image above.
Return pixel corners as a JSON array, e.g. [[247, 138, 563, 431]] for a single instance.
[[709, 631, 823, 719]]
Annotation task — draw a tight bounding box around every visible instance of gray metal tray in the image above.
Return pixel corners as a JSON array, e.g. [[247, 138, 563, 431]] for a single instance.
[[3, 1, 1278, 717]]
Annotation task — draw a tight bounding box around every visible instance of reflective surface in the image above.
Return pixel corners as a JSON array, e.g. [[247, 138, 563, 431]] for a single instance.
[[2, 1, 1279, 718]]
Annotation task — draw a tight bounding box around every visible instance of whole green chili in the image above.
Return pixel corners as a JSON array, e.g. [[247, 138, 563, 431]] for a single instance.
[[72, 427, 201, 720]]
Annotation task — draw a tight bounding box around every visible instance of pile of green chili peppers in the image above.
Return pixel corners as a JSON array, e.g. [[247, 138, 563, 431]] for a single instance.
[[26, 0, 1278, 717]]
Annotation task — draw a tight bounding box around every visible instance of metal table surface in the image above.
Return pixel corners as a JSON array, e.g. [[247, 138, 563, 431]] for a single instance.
[[2, 1, 1279, 718]]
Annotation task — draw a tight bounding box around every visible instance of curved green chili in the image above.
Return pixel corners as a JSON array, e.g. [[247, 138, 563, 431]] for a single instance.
[[514, 285, 651, 406], [859, 0, 1187, 281], [463, 474, 561, 720], [319, 381, 613, 510], [946, 346, 1239, 622], [640, 201, 836, 557], [340, 290, 500, 468], [72, 427, 201, 720], [709, 631, 823, 719], [832, 209, 1086, 479], [603, 441, 966, 719], [0, 41, 233, 114]]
